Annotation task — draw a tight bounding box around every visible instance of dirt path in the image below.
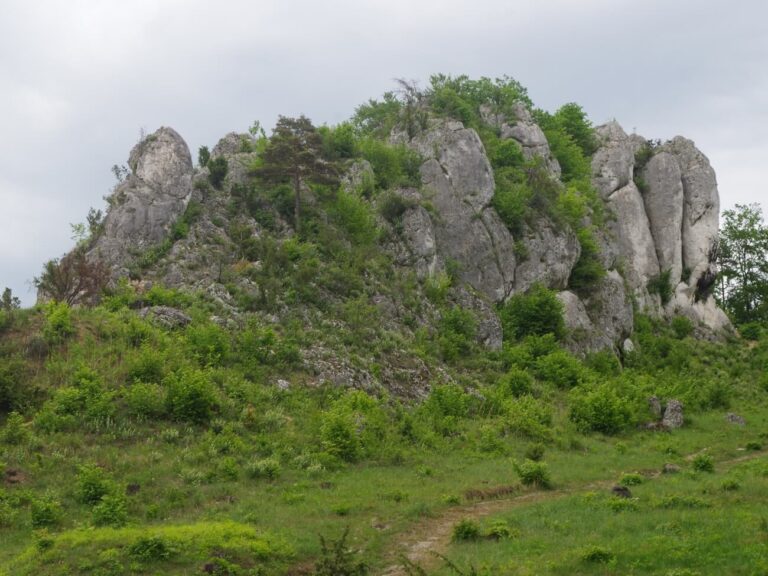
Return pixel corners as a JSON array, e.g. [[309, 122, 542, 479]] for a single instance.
[[378, 450, 766, 576]]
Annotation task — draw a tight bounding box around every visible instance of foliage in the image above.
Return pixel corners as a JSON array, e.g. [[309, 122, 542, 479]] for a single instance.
[[568, 228, 606, 293], [314, 528, 368, 576], [198, 145, 211, 168], [438, 307, 477, 362], [207, 156, 228, 190], [647, 269, 674, 305], [671, 316, 694, 339], [504, 395, 553, 440], [332, 190, 378, 246], [76, 464, 113, 505], [34, 248, 109, 306], [164, 368, 218, 424], [692, 454, 714, 473], [42, 301, 75, 344], [1, 288, 20, 314], [717, 203, 768, 323], [452, 519, 481, 541], [535, 350, 592, 389], [500, 284, 565, 342], [252, 115, 338, 234], [569, 383, 632, 434], [358, 139, 421, 191], [514, 459, 552, 488]]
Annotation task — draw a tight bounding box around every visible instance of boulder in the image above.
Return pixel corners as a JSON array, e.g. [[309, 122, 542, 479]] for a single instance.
[[514, 217, 581, 293], [662, 399, 684, 429], [592, 121, 635, 199], [500, 103, 561, 177]]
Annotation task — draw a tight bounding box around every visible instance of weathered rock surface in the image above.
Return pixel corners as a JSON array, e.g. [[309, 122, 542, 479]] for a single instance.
[[408, 120, 516, 302], [515, 218, 580, 293], [592, 121, 635, 199], [137, 305, 192, 329], [90, 127, 194, 273], [642, 151, 684, 285], [500, 103, 561, 177], [662, 399, 684, 429]]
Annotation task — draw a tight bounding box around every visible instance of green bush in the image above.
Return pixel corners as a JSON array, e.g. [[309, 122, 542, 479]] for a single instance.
[[126, 345, 166, 384], [497, 366, 534, 398], [129, 535, 173, 560], [315, 528, 368, 576], [76, 464, 114, 505], [125, 382, 167, 419], [619, 473, 644, 487], [0, 355, 29, 414], [333, 191, 378, 245], [358, 138, 421, 190], [92, 493, 128, 527], [580, 545, 615, 564], [378, 192, 417, 224], [505, 395, 553, 440], [42, 301, 75, 344], [30, 496, 63, 528], [569, 383, 632, 435], [1, 411, 29, 445], [692, 454, 714, 473], [671, 316, 694, 339], [438, 307, 477, 361], [452, 518, 481, 541], [185, 323, 230, 367], [739, 322, 762, 341], [500, 284, 565, 342], [207, 156, 228, 190], [246, 458, 281, 481], [535, 350, 591, 389], [164, 369, 218, 424], [648, 270, 673, 305], [568, 228, 606, 293], [321, 391, 388, 462], [515, 459, 552, 488]]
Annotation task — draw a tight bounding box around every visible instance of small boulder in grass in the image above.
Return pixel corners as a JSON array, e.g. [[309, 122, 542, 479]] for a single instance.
[[662, 399, 684, 429], [725, 413, 746, 426], [611, 485, 632, 499], [662, 463, 681, 474]]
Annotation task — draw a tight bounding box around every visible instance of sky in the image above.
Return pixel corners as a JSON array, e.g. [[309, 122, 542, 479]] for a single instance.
[[1, 0, 766, 306]]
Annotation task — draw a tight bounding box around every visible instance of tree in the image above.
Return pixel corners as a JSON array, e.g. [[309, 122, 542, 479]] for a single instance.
[[251, 115, 337, 234], [717, 203, 768, 324], [34, 249, 110, 306], [1, 288, 20, 312]]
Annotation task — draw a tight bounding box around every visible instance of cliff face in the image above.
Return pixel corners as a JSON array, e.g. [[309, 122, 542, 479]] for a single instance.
[[82, 104, 730, 360]]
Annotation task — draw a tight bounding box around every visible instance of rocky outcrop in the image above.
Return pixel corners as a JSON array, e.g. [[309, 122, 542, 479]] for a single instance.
[[500, 103, 561, 177], [642, 152, 684, 286], [514, 218, 580, 293], [407, 120, 516, 302], [90, 127, 194, 274]]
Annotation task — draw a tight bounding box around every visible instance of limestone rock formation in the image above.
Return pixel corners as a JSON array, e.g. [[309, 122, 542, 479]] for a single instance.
[[407, 119, 516, 302], [90, 127, 194, 275]]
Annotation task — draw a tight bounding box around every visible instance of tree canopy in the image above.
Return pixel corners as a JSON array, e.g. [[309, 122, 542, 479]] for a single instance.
[[717, 203, 768, 324]]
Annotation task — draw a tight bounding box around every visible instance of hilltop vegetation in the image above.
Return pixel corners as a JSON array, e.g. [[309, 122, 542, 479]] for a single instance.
[[2, 75, 767, 574]]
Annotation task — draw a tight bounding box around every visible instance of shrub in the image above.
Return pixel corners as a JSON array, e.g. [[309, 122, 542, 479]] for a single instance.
[[671, 316, 694, 339], [739, 322, 762, 341], [42, 301, 75, 344], [580, 545, 615, 564], [314, 527, 368, 576], [505, 395, 553, 441], [568, 228, 606, 293], [321, 391, 388, 462], [497, 366, 534, 398], [535, 350, 591, 389], [437, 307, 477, 361], [525, 443, 546, 461], [619, 473, 644, 487], [515, 459, 552, 488], [126, 345, 166, 383], [452, 519, 481, 541], [30, 496, 63, 528], [359, 138, 421, 190], [333, 191, 378, 245], [185, 323, 230, 367], [378, 192, 416, 224], [129, 535, 173, 560], [569, 383, 632, 435], [647, 269, 673, 305], [1, 411, 29, 445], [164, 369, 218, 424], [208, 156, 228, 189], [692, 454, 714, 473], [92, 493, 128, 527], [125, 382, 167, 419], [76, 464, 113, 505], [246, 458, 281, 481], [500, 284, 565, 342]]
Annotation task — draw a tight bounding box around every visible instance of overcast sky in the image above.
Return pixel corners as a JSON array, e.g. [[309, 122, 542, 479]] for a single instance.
[[2, 0, 766, 305]]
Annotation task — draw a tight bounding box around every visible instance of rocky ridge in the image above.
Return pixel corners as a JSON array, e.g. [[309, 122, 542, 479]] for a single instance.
[[81, 103, 730, 370]]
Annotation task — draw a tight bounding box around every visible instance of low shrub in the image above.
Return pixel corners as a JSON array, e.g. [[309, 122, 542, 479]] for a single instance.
[[505, 395, 553, 441], [164, 369, 218, 424], [246, 458, 281, 481], [692, 454, 714, 473], [125, 382, 167, 419], [580, 545, 615, 564], [92, 493, 128, 527], [76, 464, 113, 505], [500, 284, 565, 342], [569, 383, 632, 435], [452, 518, 481, 541], [30, 496, 63, 528], [515, 459, 552, 488]]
